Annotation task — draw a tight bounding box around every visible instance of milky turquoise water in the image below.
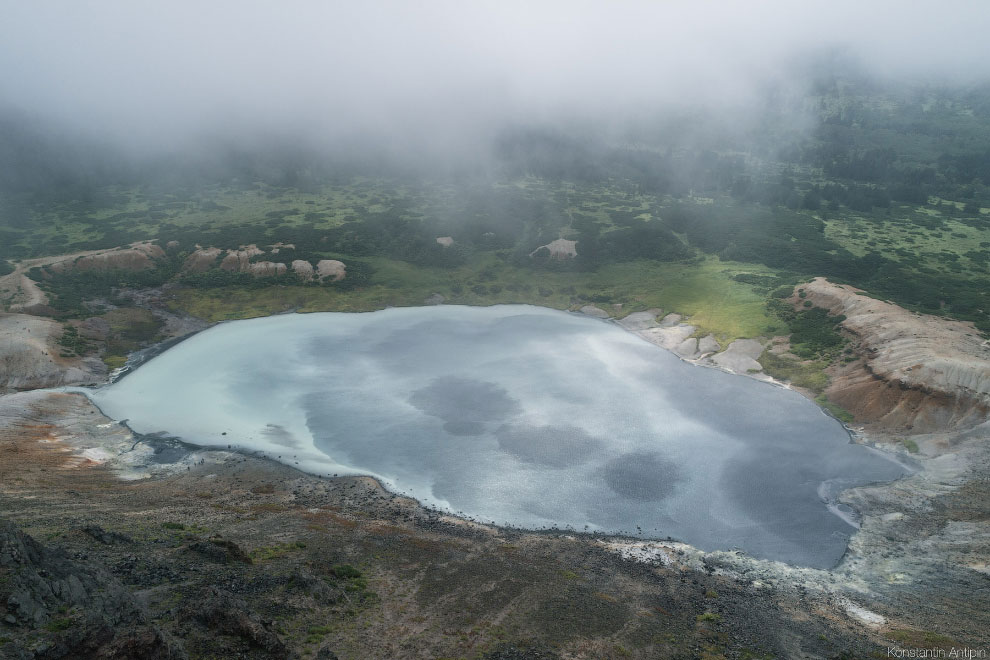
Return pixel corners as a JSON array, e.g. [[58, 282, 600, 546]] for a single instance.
[[85, 305, 908, 568]]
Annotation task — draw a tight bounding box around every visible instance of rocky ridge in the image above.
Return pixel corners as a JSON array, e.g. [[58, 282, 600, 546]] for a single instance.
[[44, 244, 165, 275], [0, 520, 182, 659], [801, 277, 990, 433], [0, 243, 165, 315]]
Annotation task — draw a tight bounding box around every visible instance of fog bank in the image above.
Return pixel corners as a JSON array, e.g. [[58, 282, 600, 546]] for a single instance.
[[2, 1, 989, 156]]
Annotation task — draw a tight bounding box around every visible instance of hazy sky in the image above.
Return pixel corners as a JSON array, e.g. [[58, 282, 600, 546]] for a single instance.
[[2, 1, 990, 153]]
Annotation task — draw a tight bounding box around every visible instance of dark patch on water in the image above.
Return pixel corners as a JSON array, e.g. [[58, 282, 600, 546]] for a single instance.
[[600, 452, 680, 502], [495, 424, 603, 468], [442, 420, 487, 436], [409, 376, 522, 435]]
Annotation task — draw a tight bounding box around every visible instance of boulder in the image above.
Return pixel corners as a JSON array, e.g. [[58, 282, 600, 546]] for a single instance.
[[529, 239, 577, 260], [674, 337, 699, 358], [711, 339, 765, 374], [697, 334, 720, 355], [269, 242, 295, 254], [182, 247, 222, 273], [579, 305, 610, 319], [246, 261, 287, 277], [219, 245, 264, 271], [291, 260, 315, 282], [316, 260, 346, 282], [617, 310, 662, 332], [80, 525, 132, 546]]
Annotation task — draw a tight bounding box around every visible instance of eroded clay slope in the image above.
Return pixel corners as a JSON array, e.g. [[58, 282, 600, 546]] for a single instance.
[[802, 277, 990, 433], [0, 314, 106, 392], [46, 242, 165, 273]]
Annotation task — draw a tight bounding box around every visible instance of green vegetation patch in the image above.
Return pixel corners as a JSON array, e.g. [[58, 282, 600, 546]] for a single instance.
[[250, 540, 307, 561], [814, 394, 855, 423], [767, 299, 846, 360], [305, 624, 335, 644], [161, 521, 207, 535], [103, 355, 127, 369], [102, 307, 163, 351], [885, 628, 956, 650], [56, 324, 89, 357], [900, 438, 920, 453], [42, 616, 73, 633], [758, 351, 830, 394], [331, 564, 362, 579], [28, 261, 178, 318]]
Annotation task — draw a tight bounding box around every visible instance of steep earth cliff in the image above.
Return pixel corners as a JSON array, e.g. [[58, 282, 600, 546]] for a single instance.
[[801, 278, 990, 433]]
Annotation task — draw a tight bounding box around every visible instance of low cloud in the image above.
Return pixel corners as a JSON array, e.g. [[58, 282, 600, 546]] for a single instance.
[[1, 1, 988, 157]]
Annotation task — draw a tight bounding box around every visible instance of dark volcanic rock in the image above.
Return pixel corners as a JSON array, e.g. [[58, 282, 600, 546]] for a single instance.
[[179, 586, 292, 658], [0, 519, 183, 659], [184, 540, 228, 564], [287, 568, 338, 604], [80, 525, 132, 546], [185, 537, 252, 565], [484, 643, 561, 660], [208, 537, 253, 564]]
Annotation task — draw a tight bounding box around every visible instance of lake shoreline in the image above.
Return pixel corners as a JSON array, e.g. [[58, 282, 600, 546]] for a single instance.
[[2, 296, 988, 652], [81, 304, 910, 569]]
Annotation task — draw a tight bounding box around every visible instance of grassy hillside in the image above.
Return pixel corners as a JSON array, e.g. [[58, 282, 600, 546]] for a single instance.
[[5, 75, 990, 347]]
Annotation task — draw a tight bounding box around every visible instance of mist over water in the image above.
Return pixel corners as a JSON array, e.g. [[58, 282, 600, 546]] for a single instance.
[[86, 306, 907, 568]]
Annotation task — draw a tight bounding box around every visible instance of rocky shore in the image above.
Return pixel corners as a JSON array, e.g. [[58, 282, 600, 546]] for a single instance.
[[1, 279, 988, 658]]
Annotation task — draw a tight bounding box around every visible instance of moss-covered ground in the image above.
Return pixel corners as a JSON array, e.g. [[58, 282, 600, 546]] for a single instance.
[[168, 255, 781, 344]]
